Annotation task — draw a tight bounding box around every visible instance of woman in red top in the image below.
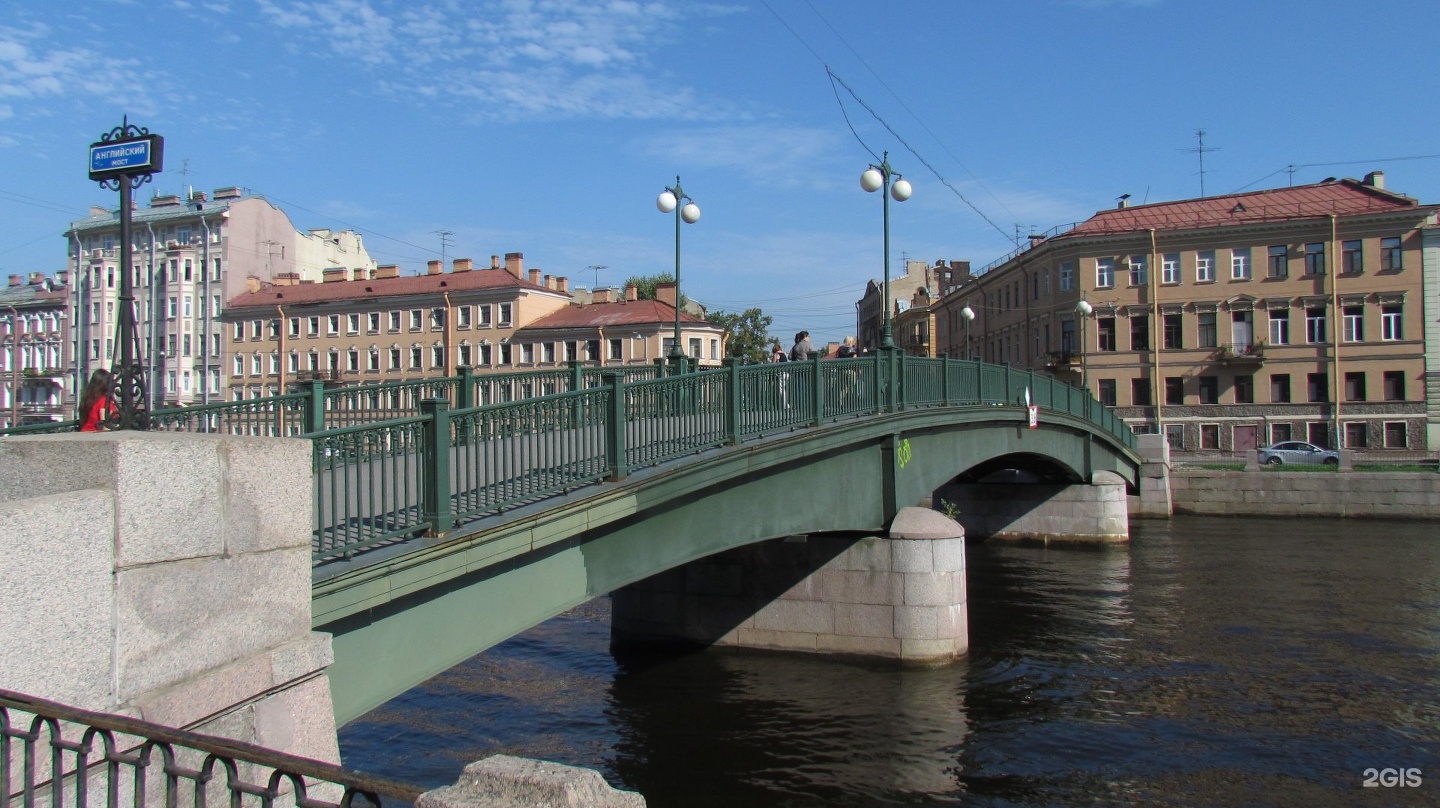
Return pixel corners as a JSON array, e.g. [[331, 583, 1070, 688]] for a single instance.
[[79, 369, 114, 432]]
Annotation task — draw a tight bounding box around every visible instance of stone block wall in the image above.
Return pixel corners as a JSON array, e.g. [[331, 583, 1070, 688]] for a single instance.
[[935, 473, 1129, 543], [0, 433, 338, 764], [1170, 469, 1440, 518], [612, 508, 967, 664]]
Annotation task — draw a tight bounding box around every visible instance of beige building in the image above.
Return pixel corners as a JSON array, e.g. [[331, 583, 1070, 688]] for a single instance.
[[66, 188, 376, 408], [1, 272, 73, 428], [222, 253, 726, 399], [933, 173, 1438, 453], [857, 259, 969, 351]]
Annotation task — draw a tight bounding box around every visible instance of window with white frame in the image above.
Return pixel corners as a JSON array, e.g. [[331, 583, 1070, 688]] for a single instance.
[[498, 303, 513, 327], [368, 312, 380, 333], [233, 355, 244, 376], [308, 316, 319, 336], [409, 310, 422, 331], [347, 314, 360, 334], [1196, 251, 1215, 282], [1161, 254, 1179, 284], [347, 349, 358, 372], [308, 350, 318, 371], [1267, 307, 1289, 345], [432, 345, 445, 368], [368, 348, 379, 371], [1380, 237, 1402, 270], [1059, 261, 1074, 291], [327, 315, 339, 336], [389, 347, 401, 369], [410, 347, 422, 369], [1095, 258, 1115, 289], [457, 307, 471, 328], [520, 343, 534, 364], [288, 317, 300, 337], [251, 353, 262, 375], [1127, 255, 1147, 287], [542, 342, 555, 363], [1381, 305, 1402, 341], [388, 311, 401, 331], [1305, 307, 1326, 344], [1230, 248, 1251, 280], [610, 339, 624, 360], [478, 305, 492, 327], [183, 295, 193, 317], [288, 353, 299, 373], [269, 353, 279, 374], [1342, 306, 1363, 342]]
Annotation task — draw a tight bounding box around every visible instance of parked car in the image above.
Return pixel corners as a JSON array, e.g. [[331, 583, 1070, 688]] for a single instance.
[[1257, 441, 1340, 466]]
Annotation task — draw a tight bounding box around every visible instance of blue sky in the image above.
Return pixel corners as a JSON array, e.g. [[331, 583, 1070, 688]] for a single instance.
[[2, 0, 1437, 346]]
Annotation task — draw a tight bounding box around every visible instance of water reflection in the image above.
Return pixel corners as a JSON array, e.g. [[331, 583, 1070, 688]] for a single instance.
[[340, 517, 1440, 807]]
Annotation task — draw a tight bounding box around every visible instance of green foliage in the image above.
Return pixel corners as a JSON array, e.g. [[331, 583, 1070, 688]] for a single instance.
[[937, 499, 962, 520], [623, 273, 685, 307], [707, 308, 774, 364]]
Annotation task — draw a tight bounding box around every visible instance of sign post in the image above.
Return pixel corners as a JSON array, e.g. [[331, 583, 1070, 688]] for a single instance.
[[88, 117, 163, 430]]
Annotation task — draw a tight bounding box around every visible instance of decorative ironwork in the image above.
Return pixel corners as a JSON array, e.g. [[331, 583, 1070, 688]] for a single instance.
[[0, 687, 422, 808]]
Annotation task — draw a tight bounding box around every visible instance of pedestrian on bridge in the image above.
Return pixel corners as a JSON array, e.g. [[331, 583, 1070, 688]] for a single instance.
[[789, 331, 813, 362], [79, 369, 115, 432]]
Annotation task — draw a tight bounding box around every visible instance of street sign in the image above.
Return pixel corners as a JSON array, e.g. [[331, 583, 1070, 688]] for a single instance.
[[88, 134, 164, 181], [1028, 405, 1039, 429]]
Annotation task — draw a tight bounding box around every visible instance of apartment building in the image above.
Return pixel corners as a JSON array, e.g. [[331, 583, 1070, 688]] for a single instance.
[[857, 259, 969, 351], [65, 188, 376, 408], [522, 282, 727, 369], [1, 272, 72, 428], [933, 173, 1438, 453]]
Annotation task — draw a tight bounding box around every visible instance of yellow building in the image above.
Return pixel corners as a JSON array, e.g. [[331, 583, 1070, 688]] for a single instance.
[[934, 173, 1437, 453]]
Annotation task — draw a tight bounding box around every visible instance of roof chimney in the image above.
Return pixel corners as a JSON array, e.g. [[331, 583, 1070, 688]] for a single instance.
[[1117, 193, 1131, 209], [557, 276, 569, 294], [1363, 170, 1385, 189], [272, 272, 300, 286], [245, 276, 262, 293], [504, 252, 523, 279], [453, 258, 473, 273], [491, 255, 501, 270], [593, 288, 612, 304], [625, 284, 638, 302], [656, 281, 678, 307], [8, 274, 21, 287], [374, 264, 400, 279], [528, 268, 542, 285], [28, 272, 45, 285], [322, 268, 348, 283], [427, 260, 443, 275], [544, 274, 556, 290]]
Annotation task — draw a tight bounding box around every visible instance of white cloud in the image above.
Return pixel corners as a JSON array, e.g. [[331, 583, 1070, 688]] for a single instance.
[[0, 23, 163, 115]]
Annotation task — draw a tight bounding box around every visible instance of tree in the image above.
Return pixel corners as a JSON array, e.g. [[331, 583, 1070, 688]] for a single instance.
[[623, 273, 685, 307], [707, 308, 773, 364]]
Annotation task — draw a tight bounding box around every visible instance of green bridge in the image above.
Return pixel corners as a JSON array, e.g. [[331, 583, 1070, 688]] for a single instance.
[[277, 355, 1141, 725]]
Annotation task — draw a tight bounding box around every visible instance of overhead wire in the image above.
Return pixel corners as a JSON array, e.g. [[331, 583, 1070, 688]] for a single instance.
[[1230, 153, 1440, 194]]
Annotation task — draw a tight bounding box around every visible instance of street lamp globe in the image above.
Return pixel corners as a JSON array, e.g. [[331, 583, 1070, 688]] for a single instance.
[[890, 178, 913, 202], [1075, 299, 1093, 317], [680, 202, 700, 224], [960, 305, 975, 322], [860, 168, 884, 193], [656, 190, 678, 213]]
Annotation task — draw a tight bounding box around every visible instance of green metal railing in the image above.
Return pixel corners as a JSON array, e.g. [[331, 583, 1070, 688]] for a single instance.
[[309, 353, 1137, 564]]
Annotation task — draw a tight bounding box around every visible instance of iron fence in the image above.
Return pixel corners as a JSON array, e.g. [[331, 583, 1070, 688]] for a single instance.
[[0, 688, 421, 808]]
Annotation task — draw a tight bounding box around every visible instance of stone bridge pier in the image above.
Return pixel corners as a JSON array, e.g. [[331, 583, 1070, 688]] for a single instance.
[[935, 472, 1130, 543], [612, 507, 968, 664]]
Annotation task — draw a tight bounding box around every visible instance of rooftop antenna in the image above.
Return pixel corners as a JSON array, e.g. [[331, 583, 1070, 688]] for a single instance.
[[1179, 129, 1219, 197], [588, 264, 607, 289], [432, 229, 454, 267], [178, 158, 192, 199], [1286, 164, 1297, 186]]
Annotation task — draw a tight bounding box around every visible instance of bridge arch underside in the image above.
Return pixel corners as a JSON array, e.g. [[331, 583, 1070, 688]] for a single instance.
[[318, 408, 1138, 725]]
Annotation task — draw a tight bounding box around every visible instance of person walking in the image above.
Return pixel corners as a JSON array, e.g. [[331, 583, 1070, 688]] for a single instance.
[[771, 341, 790, 409], [78, 368, 115, 432], [789, 331, 813, 362]]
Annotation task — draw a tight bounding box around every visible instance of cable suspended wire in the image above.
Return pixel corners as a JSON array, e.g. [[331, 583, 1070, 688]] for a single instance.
[[263, 194, 443, 264], [826, 69, 1016, 248], [1230, 153, 1440, 194], [800, 0, 1021, 226]]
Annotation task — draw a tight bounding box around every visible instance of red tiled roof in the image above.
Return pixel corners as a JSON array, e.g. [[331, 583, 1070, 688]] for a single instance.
[[526, 300, 713, 330], [1066, 178, 1428, 237], [227, 269, 553, 309]]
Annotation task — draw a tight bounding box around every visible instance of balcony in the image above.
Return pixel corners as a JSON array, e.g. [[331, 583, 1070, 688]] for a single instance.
[[1213, 342, 1265, 364], [1043, 350, 1077, 371]]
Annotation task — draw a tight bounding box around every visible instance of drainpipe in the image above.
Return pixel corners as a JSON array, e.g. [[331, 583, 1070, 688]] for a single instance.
[[201, 216, 212, 405], [5, 305, 19, 427], [146, 222, 160, 406], [1149, 229, 1162, 437], [276, 304, 286, 397], [443, 291, 454, 377], [68, 229, 83, 413], [1329, 213, 1342, 450]]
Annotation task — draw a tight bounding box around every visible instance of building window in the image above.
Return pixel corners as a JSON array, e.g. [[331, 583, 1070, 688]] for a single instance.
[[327, 315, 339, 336], [1230, 310, 1254, 348], [410, 347, 423, 369], [1234, 374, 1254, 404], [1380, 236, 1402, 270], [1095, 258, 1115, 289], [1342, 240, 1362, 274], [1230, 248, 1251, 280], [1130, 378, 1151, 406], [389, 347, 401, 369], [1383, 370, 1405, 401], [251, 353, 262, 375], [1309, 422, 1333, 449], [1164, 377, 1184, 405], [288, 317, 300, 337], [1197, 312, 1217, 348], [1197, 375, 1218, 404], [368, 348, 379, 371], [1384, 422, 1408, 449], [1267, 245, 1288, 279], [1097, 379, 1116, 406], [1199, 424, 1220, 450], [1129, 315, 1149, 351], [478, 344, 492, 366], [1096, 317, 1116, 351], [1196, 251, 1216, 283], [688, 337, 701, 357], [347, 314, 359, 334], [1128, 255, 1147, 287], [1162, 314, 1182, 349], [1307, 372, 1328, 403], [457, 307, 471, 328], [430, 308, 445, 330], [1268, 308, 1289, 345], [1305, 307, 1326, 344], [307, 350, 318, 371], [1270, 423, 1292, 444], [1271, 374, 1291, 403], [1345, 422, 1368, 449], [498, 303, 513, 327], [388, 311, 401, 332], [1381, 305, 1402, 341], [1161, 254, 1180, 285], [458, 344, 471, 366], [609, 339, 624, 360], [307, 317, 319, 337], [519, 343, 533, 364], [327, 350, 339, 372], [364, 312, 377, 333], [287, 353, 299, 373], [477, 305, 492, 327], [232, 355, 244, 376], [1342, 306, 1363, 342], [1165, 423, 1185, 450], [541, 342, 556, 363], [1059, 262, 1074, 291], [432, 346, 445, 368], [409, 310, 422, 331], [1344, 371, 1366, 402], [1303, 242, 1326, 276]]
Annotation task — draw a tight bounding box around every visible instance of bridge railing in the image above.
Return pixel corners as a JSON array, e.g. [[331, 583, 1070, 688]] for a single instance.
[[0, 687, 421, 808], [309, 352, 1135, 564]]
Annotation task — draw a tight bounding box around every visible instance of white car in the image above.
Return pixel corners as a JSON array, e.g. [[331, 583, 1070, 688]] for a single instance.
[[1257, 441, 1339, 466]]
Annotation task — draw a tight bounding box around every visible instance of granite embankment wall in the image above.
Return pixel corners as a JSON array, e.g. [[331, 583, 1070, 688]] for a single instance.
[[1170, 469, 1440, 519]]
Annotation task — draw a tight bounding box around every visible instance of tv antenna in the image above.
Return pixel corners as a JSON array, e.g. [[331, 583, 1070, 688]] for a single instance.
[[432, 229, 454, 267], [1180, 129, 1220, 197], [587, 264, 607, 289]]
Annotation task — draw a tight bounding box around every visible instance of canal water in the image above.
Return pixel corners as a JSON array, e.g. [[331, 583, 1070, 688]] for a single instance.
[[338, 517, 1440, 806]]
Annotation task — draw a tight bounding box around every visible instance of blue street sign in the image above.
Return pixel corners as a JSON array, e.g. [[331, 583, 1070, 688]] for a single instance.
[[88, 134, 163, 179]]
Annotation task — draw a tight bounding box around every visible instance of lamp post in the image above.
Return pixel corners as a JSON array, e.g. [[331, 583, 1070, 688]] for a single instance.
[[1075, 299, 1093, 392], [656, 177, 699, 371], [960, 305, 975, 361], [860, 152, 911, 349]]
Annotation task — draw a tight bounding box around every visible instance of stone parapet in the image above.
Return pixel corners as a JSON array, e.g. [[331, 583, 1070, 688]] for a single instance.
[[612, 507, 967, 665], [418, 756, 644, 808], [936, 474, 1130, 543], [1170, 469, 1440, 519], [0, 433, 337, 764]]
